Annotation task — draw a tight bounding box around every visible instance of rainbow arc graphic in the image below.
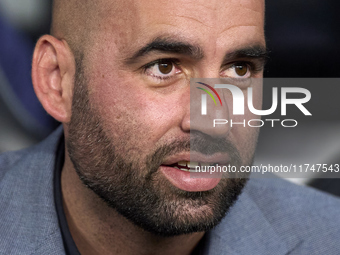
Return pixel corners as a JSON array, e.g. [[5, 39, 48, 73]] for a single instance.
[[196, 82, 223, 106], [196, 82, 223, 115]]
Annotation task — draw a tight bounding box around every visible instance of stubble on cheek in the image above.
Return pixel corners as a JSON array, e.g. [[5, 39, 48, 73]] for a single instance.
[[93, 105, 155, 163], [86, 79, 153, 162]]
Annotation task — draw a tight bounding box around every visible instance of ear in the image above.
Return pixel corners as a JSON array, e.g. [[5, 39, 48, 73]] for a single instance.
[[32, 35, 75, 123]]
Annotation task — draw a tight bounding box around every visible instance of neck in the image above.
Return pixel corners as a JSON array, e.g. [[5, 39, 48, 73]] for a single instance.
[[61, 154, 204, 255]]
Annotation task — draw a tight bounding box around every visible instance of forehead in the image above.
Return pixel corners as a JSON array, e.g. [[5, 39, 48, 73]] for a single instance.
[[87, 0, 265, 61], [137, 0, 263, 25]]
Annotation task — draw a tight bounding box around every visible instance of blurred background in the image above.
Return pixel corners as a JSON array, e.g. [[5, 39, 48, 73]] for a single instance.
[[0, 1, 339, 194], [0, 0, 55, 152]]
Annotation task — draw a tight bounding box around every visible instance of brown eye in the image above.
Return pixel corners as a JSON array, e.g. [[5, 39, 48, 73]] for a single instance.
[[235, 64, 248, 76], [158, 60, 174, 74]]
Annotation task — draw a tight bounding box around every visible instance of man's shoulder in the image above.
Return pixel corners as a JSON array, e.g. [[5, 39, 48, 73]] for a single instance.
[[231, 178, 340, 254], [0, 126, 65, 255], [0, 147, 27, 179], [0, 127, 60, 185], [247, 177, 340, 222], [205, 177, 340, 254]]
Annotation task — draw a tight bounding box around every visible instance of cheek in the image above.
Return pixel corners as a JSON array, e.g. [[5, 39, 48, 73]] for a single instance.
[[87, 74, 185, 153]]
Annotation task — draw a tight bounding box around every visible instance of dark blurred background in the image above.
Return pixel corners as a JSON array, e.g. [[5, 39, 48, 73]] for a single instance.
[[265, 0, 340, 78], [0, 1, 339, 194], [0, 0, 55, 151]]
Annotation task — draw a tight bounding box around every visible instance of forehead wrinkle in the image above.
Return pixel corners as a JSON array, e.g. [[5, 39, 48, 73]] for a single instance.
[[174, 15, 214, 28], [219, 25, 263, 35]]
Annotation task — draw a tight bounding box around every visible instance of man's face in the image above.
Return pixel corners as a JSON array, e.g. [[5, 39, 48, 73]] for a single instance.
[[66, 0, 265, 236]]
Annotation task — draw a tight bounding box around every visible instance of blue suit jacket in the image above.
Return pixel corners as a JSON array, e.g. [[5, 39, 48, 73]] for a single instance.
[[1, 127, 340, 254]]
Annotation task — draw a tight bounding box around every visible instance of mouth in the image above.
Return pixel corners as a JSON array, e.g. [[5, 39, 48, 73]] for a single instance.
[[162, 161, 219, 173], [160, 160, 223, 192]]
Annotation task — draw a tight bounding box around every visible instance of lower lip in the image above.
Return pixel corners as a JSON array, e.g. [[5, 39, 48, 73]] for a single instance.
[[160, 165, 222, 192]]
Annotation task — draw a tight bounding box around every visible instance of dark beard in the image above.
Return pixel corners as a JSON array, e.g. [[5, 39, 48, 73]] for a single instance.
[[66, 60, 250, 237]]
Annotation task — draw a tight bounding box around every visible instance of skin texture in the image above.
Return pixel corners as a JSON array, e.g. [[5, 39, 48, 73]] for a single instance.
[[32, 0, 265, 254]]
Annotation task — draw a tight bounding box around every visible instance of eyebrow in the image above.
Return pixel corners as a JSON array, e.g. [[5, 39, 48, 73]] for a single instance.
[[125, 37, 204, 64], [223, 46, 269, 64], [125, 37, 268, 65]]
